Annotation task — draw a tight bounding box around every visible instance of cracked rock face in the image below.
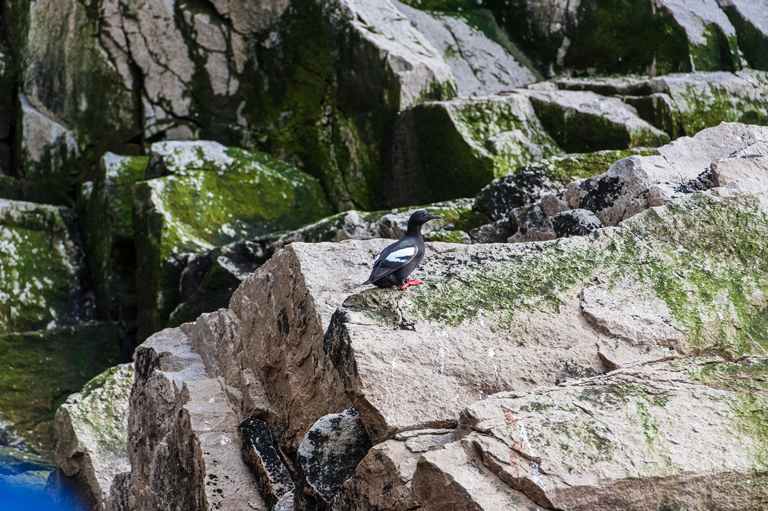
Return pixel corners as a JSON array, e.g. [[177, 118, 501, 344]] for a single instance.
[[456, 356, 768, 510]]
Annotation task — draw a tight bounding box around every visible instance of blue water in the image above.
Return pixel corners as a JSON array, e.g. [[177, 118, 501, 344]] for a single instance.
[[0, 480, 85, 511]]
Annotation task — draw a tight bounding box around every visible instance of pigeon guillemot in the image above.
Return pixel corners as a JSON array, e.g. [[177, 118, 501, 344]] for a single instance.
[[363, 209, 441, 290]]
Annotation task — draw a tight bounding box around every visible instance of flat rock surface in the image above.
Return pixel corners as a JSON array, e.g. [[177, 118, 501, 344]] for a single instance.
[[458, 356, 768, 510]]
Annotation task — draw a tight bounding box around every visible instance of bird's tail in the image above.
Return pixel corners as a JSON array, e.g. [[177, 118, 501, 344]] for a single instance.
[[362, 278, 372, 285]]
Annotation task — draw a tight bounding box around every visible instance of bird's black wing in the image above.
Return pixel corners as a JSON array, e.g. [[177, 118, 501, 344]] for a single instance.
[[363, 239, 419, 284]]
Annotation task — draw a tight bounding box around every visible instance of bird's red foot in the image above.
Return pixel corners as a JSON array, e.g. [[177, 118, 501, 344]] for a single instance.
[[399, 279, 424, 290]]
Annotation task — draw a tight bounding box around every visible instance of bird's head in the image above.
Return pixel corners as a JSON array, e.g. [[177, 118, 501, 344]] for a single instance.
[[410, 209, 441, 225], [407, 209, 441, 233]]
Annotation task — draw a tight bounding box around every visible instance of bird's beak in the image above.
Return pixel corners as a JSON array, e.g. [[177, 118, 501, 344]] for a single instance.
[[429, 214, 442, 220]]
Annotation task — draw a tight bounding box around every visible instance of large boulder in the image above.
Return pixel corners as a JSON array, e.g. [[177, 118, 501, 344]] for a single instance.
[[479, 0, 741, 76], [451, 356, 768, 510], [126, 328, 267, 510], [52, 363, 133, 511], [524, 87, 671, 152], [0, 199, 90, 333], [133, 141, 333, 340]]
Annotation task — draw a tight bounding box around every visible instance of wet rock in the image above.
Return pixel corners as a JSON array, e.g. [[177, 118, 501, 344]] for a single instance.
[[0, 324, 122, 456], [0, 446, 55, 492], [53, 364, 133, 510], [296, 408, 372, 509], [551, 209, 603, 238], [239, 418, 294, 508], [133, 141, 333, 340]]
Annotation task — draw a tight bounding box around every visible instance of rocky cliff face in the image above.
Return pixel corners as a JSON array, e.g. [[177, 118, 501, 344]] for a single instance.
[[1, 0, 768, 504], [50, 123, 768, 510]]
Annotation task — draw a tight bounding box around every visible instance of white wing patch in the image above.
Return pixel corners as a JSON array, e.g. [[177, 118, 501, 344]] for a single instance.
[[386, 247, 416, 263]]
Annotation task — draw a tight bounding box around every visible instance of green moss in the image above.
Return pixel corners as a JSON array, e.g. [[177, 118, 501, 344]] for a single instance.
[[688, 25, 739, 73], [0, 324, 122, 456], [545, 148, 653, 183], [369, 190, 768, 361], [84, 155, 148, 321], [685, 358, 768, 393], [0, 202, 84, 333], [729, 390, 768, 467], [133, 146, 333, 340], [424, 229, 470, 244], [722, 6, 768, 71]]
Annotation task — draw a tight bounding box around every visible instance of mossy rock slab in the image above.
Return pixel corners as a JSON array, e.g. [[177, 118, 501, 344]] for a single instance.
[[0, 199, 91, 334], [54, 363, 133, 509], [457, 355, 768, 510], [524, 88, 670, 153], [84, 153, 148, 325], [650, 70, 768, 138], [391, 93, 563, 207], [317, 186, 768, 444], [719, 0, 768, 71], [0, 323, 122, 456], [133, 141, 333, 340]]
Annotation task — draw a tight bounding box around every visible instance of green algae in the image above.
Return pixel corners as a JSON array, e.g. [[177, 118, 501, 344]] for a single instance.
[[384, 190, 768, 361], [721, 6, 768, 71], [133, 146, 333, 340], [0, 202, 84, 333], [0, 324, 121, 456], [688, 25, 740, 73], [533, 148, 653, 185], [84, 154, 148, 321]]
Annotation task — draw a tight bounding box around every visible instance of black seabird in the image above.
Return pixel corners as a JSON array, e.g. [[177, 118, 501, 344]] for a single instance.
[[363, 209, 441, 290]]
